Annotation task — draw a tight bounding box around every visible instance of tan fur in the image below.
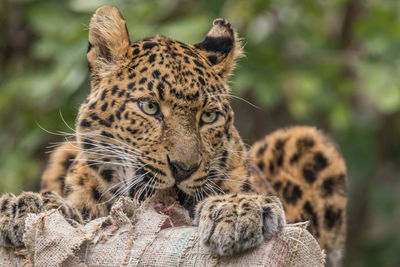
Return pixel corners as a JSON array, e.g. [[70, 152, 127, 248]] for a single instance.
[[0, 6, 347, 266]]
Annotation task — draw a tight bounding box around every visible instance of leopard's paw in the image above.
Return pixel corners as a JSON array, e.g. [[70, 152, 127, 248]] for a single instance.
[[194, 194, 286, 256], [40, 191, 82, 222], [0, 192, 42, 247], [0, 191, 81, 248]]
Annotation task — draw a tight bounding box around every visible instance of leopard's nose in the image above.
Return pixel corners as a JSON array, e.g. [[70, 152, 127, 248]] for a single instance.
[[167, 156, 200, 184]]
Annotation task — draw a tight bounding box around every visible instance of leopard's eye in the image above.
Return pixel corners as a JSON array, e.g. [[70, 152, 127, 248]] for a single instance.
[[138, 101, 160, 116], [200, 110, 218, 124]]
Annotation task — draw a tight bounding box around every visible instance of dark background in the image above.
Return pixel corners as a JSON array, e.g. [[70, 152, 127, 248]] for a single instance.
[[1, 0, 399, 266]]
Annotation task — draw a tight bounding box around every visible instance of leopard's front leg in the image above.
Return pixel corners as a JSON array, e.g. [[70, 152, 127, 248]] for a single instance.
[[0, 191, 82, 248], [194, 193, 286, 256]]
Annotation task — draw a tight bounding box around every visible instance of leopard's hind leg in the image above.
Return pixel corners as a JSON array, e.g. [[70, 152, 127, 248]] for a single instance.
[[250, 126, 347, 267]]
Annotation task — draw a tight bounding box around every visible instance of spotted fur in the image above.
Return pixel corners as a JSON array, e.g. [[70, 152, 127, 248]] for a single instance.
[[0, 6, 346, 266], [250, 127, 347, 266]]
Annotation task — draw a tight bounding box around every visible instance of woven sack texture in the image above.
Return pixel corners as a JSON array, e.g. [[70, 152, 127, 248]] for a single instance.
[[0, 193, 325, 267]]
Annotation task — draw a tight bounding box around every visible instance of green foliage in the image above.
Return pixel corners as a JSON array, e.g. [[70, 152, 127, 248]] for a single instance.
[[0, 0, 399, 265]]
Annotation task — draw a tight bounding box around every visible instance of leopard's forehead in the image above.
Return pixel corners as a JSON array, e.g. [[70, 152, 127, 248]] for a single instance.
[[116, 36, 229, 110]]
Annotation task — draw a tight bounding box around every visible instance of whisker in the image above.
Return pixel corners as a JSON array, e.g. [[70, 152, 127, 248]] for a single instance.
[[209, 93, 261, 110]]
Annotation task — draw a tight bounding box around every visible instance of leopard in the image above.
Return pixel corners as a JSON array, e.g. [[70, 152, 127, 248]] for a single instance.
[[0, 6, 347, 266]]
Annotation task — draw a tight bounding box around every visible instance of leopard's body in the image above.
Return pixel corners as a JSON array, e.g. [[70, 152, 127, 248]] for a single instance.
[[0, 6, 347, 266]]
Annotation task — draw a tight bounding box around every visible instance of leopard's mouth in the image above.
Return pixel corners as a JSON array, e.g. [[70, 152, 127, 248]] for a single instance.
[[173, 185, 197, 218], [125, 173, 197, 217]]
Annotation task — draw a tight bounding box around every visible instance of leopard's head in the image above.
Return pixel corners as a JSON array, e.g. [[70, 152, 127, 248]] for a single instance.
[[76, 6, 248, 204]]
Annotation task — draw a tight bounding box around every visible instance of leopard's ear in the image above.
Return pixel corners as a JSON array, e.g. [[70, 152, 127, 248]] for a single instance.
[[87, 6, 130, 85], [195, 19, 243, 80]]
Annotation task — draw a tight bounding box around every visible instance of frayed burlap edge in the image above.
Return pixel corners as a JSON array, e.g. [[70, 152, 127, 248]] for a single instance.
[[0, 194, 325, 267]]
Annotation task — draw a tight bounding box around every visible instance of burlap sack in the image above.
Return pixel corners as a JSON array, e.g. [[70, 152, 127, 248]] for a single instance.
[[0, 193, 325, 267]]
